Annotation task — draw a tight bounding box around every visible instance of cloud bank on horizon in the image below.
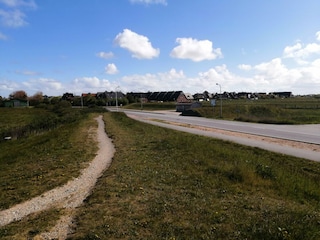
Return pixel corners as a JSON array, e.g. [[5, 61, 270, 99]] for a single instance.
[[0, 0, 320, 97]]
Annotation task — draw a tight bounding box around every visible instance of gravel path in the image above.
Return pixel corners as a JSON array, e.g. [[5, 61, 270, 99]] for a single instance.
[[0, 115, 115, 239]]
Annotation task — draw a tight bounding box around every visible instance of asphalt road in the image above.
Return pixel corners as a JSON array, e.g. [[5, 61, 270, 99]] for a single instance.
[[109, 108, 320, 161]]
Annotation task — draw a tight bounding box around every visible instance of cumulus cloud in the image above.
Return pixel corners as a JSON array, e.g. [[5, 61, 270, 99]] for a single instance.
[[283, 33, 320, 63], [114, 29, 160, 59], [120, 68, 186, 92], [170, 38, 222, 62], [105, 63, 119, 75], [118, 53, 320, 95], [73, 77, 101, 88], [283, 42, 320, 59], [238, 64, 252, 71], [129, 0, 167, 5], [96, 51, 114, 59], [72, 77, 115, 92], [22, 78, 63, 96]]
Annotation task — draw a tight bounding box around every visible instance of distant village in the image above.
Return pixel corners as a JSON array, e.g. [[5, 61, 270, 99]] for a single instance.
[[1, 90, 295, 108], [63, 90, 293, 103]]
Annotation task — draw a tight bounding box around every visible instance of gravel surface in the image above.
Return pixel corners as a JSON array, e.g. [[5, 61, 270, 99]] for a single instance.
[[0, 115, 115, 239]]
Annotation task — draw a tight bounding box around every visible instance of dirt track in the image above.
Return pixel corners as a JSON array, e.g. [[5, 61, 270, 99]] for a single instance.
[[0, 115, 115, 239]]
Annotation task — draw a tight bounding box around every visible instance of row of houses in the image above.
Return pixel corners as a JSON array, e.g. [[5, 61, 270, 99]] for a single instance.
[[56, 91, 295, 103], [3, 90, 292, 109], [126, 91, 293, 102]]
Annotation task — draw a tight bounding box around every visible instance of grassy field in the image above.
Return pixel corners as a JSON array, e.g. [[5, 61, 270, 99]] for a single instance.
[[68, 112, 320, 239], [198, 98, 320, 124], [1, 107, 320, 239], [0, 108, 101, 238]]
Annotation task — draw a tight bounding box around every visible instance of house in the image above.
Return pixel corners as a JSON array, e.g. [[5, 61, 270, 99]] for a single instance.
[[4, 99, 29, 107], [96, 91, 125, 100], [270, 92, 293, 98], [193, 93, 205, 101], [61, 92, 74, 101]]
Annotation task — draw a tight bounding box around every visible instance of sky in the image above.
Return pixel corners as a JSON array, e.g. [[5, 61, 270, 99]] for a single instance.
[[0, 0, 320, 98]]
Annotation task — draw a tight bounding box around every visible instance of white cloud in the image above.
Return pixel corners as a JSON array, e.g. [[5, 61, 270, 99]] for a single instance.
[[72, 77, 114, 92], [0, 80, 20, 97], [129, 0, 167, 5], [96, 51, 114, 59], [120, 68, 186, 92], [117, 56, 320, 95], [283, 42, 302, 58], [0, 0, 37, 8], [73, 77, 101, 88], [105, 63, 119, 75], [0, 0, 36, 29], [170, 38, 222, 62], [283, 40, 320, 61], [0, 31, 7, 40], [21, 78, 63, 96], [316, 31, 320, 41], [0, 9, 27, 27], [238, 64, 252, 71], [114, 29, 160, 59]]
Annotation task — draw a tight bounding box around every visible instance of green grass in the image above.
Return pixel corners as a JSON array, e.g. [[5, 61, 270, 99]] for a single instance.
[[0, 208, 64, 239], [0, 110, 101, 238], [68, 112, 320, 239], [197, 98, 320, 124], [125, 102, 176, 110], [0, 117, 98, 211]]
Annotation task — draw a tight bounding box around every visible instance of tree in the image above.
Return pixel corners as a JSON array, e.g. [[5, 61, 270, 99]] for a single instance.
[[29, 91, 44, 106], [10, 90, 28, 100]]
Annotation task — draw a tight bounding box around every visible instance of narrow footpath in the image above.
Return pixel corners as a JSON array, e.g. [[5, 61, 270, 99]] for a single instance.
[[0, 115, 115, 239]]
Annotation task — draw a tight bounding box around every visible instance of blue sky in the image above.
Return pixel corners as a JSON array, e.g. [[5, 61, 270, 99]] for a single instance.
[[1, 0, 320, 97]]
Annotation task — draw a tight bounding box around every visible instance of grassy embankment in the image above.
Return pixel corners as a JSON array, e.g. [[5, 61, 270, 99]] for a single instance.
[[0, 107, 103, 238], [68, 112, 320, 239]]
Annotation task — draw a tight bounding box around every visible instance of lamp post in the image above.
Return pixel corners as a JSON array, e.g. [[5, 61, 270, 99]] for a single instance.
[[216, 83, 222, 118]]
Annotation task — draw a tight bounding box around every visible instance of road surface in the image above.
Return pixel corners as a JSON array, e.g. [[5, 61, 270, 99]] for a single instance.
[[108, 108, 320, 162]]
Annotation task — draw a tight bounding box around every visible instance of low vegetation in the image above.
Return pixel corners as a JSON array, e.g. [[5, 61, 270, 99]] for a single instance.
[[125, 102, 176, 111], [0, 106, 108, 239], [1, 101, 320, 238], [193, 97, 320, 124], [69, 112, 320, 239]]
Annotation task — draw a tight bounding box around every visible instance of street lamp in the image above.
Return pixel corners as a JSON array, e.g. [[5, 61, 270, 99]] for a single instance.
[[216, 83, 222, 118]]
